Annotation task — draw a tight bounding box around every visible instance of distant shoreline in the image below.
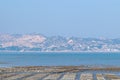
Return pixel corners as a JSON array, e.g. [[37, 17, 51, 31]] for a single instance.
[[0, 51, 120, 53]]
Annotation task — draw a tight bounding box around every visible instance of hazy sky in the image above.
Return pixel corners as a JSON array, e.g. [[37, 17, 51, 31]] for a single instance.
[[0, 0, 120, 38]]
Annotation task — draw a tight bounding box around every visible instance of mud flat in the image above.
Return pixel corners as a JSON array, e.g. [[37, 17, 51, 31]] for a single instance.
[[61, 73, 76, 80], [0, 66, 120, 80], [80, 73, 93, 80], [96, 74, 105, 80]]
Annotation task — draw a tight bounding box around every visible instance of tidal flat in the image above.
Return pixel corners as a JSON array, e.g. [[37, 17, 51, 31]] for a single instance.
[[0, 66, 120, 80]]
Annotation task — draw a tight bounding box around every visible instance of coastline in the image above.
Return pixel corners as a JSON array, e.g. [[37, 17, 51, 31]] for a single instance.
[[1, 66, 120, 80], [1, 66, 120, 72], [0, 51, 120, 54]]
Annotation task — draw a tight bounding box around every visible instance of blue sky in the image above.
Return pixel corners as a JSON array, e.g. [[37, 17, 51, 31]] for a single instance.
[[0, 0, 120, 38]]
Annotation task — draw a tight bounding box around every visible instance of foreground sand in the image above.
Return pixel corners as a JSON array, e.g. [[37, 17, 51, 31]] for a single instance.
[[0, 66, 120, 80]]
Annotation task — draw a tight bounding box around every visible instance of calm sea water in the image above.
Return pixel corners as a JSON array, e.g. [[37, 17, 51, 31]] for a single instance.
[[0, 52, 120, 67]]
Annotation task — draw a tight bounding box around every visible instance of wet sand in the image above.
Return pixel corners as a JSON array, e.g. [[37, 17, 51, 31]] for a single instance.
[[0, 66, 120, 80]]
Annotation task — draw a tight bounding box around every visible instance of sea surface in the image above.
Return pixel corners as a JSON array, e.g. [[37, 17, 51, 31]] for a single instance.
[[0, 52, 120, 67]]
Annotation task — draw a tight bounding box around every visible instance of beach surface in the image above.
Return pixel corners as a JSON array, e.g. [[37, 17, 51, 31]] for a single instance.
[[0, 66, 120, 80]]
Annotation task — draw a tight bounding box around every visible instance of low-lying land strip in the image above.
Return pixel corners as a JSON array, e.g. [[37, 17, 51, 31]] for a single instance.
[[0, 66, 120, 80]]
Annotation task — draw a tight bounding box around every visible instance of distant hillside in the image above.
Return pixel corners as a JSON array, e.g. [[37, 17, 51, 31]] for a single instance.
[[0, 34, 120, 52]]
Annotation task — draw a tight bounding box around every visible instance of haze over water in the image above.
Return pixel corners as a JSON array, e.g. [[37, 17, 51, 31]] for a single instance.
[[0, 0, 120, 69]]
